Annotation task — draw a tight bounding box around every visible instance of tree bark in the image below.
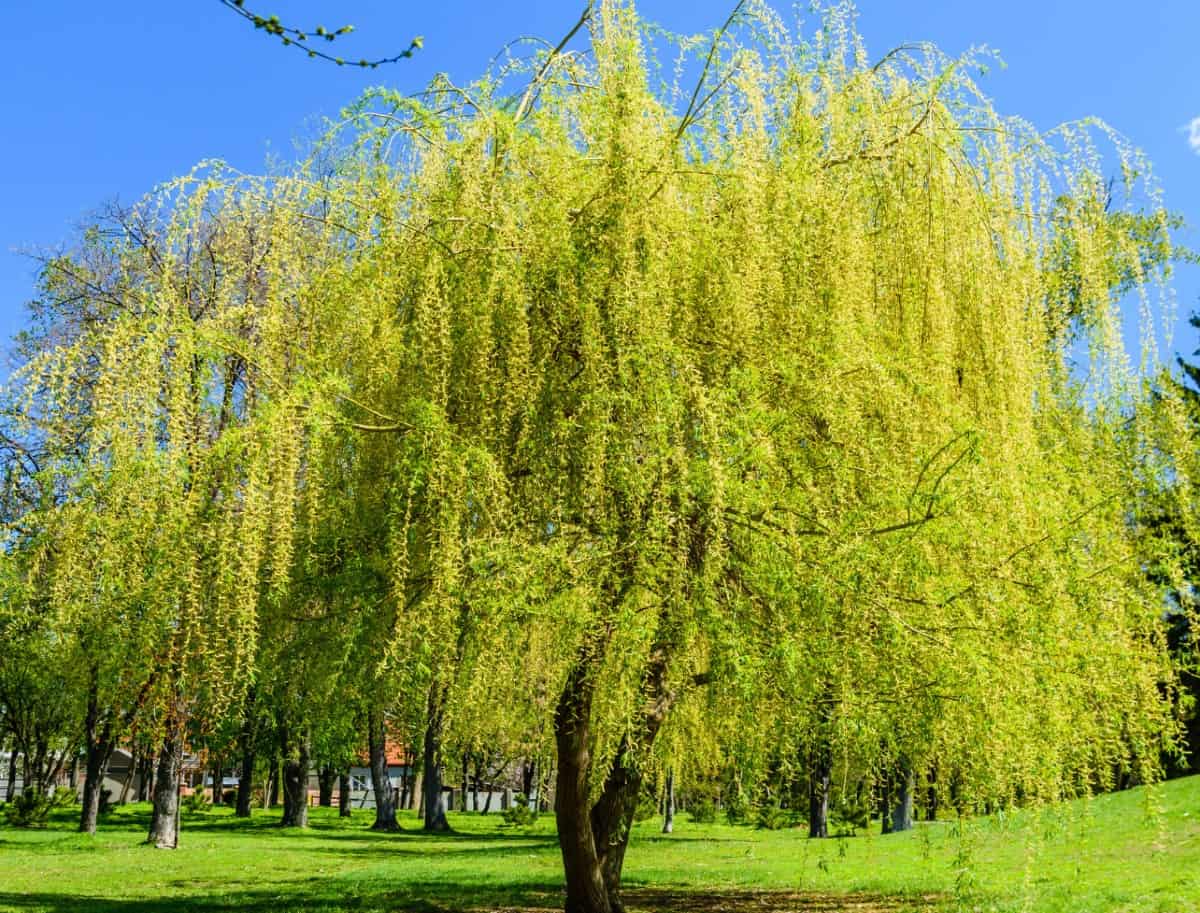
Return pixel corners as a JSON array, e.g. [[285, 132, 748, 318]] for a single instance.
[[338, 770, 352, 817], [280, 728, 309, 828], [890, 758, 914, 833], [662, 769, 675, 834], [79, 683, 115, 835], [554, 662, 612, 913], [925, 764, 939, 822], [808, 741, 831, 839], [318, 765, 335, 807], [146, 733, 182, 849], [367, 706, 399, 830], [5, 748, 16, 802], [211, 760, 222, 805], [235, 689, 256, 818], [422, 692, 449, 832]]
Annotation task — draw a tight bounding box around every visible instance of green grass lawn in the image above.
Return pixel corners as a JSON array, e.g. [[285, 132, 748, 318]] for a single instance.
[[0, 775, 1198, 913]]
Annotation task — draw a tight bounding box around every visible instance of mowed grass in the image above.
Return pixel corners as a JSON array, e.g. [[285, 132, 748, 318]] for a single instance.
[[0, 774, 1198, 913]]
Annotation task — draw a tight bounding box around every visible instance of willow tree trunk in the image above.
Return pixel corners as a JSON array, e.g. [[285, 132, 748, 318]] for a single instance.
[[235, 746, 255, 818], [80, 684, 115, 835], [146, 734, 182, 849], [808, 742, 831, 839], [280, 729, 309, 828], [422, 693, 449, 832], [211, 760, 222, 805], [891, 758, 914, 833], [367, 707, 398, 831], [925, 764, 939, 822], [338, 771, 352, 817], [5, 750, 16, 802], [662, 770, 674, 834], [318, 765, 335, 807], [235, 691, 256, 818], [554, 663, 612, 913]]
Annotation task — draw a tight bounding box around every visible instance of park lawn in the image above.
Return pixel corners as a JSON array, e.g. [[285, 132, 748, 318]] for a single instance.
[[0, 775, 1196, 913]]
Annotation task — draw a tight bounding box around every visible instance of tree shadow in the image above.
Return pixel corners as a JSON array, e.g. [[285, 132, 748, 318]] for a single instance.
[[0, 886, 945, 913]]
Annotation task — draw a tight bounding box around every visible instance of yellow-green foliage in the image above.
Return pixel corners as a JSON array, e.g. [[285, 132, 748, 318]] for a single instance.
[[7, 0, 1183, 804]]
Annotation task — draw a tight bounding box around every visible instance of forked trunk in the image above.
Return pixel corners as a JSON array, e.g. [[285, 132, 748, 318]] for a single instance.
[[368, 707, 398, 831], [146, 734, 182, 849], [554, 663, 612, 913], [79, 686, 115, 835]]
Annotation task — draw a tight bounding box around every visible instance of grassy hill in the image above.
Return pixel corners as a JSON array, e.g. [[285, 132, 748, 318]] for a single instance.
[[0, 774, 1197, 912]]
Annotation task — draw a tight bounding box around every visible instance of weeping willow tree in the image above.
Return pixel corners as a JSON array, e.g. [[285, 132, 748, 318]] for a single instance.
[[294, 3, 1180, 910], [6, 0, 1185, 904]]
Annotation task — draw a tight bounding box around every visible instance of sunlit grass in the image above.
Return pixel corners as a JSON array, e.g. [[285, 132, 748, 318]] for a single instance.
[[0, 774, 1197, 912]]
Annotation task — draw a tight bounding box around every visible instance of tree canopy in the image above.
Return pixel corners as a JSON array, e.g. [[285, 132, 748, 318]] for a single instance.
[[1, 2, 1192, 911]]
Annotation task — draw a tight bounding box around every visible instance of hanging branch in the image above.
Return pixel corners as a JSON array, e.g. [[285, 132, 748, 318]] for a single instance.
[[218, 0, 422, 69]]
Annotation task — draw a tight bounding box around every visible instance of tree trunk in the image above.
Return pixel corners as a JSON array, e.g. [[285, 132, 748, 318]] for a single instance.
[[367, 706, 399, 831], [460, 754, 470, 812], [280, 728, 309, 828], [79, 683, 115, 835], [318, 765, 335, 807], [808, 741, 831, 839], [554, 663, 612, 913], [925, 764, 939, 822], [422, 692, 449, 832], [522, 760, 536, 803], [117, 749, 135, 806], [5, 749, 16, 802], [338, 770, 352, 817], [662, 770, 675, 834], [235, 691, 256, 818], [79, 740, 113, 834], [890, 758, 914, 833], [211, 760, 222, 805], [236, 748, 255, 818], [146, 733, 182, 849]]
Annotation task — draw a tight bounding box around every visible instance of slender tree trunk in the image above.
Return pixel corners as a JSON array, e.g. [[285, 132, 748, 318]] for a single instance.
[[890, 758, 914, 833], [409, 770, 421, 810], [808, 742, 831, 839], [146, 733, 182, 849], [235, 691, 256, 818], [460, 754, 470, 812], [367, 706, 398, 831], [522, 760, 536, 804], [211, 760, 222, 805], [422, 692, 449, 832], [117, 749, 135, 806], [662, 769, 675, 834], [5, 749, 16, 802], [338, 771, 352, 817], [925, 764, 939, 822]]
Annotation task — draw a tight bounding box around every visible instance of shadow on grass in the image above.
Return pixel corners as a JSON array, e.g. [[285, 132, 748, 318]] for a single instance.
[[0, 885, 944, 913]]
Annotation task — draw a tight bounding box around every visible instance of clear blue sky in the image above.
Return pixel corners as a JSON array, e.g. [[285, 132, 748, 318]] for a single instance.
[[1, 1, 1197, 365]]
